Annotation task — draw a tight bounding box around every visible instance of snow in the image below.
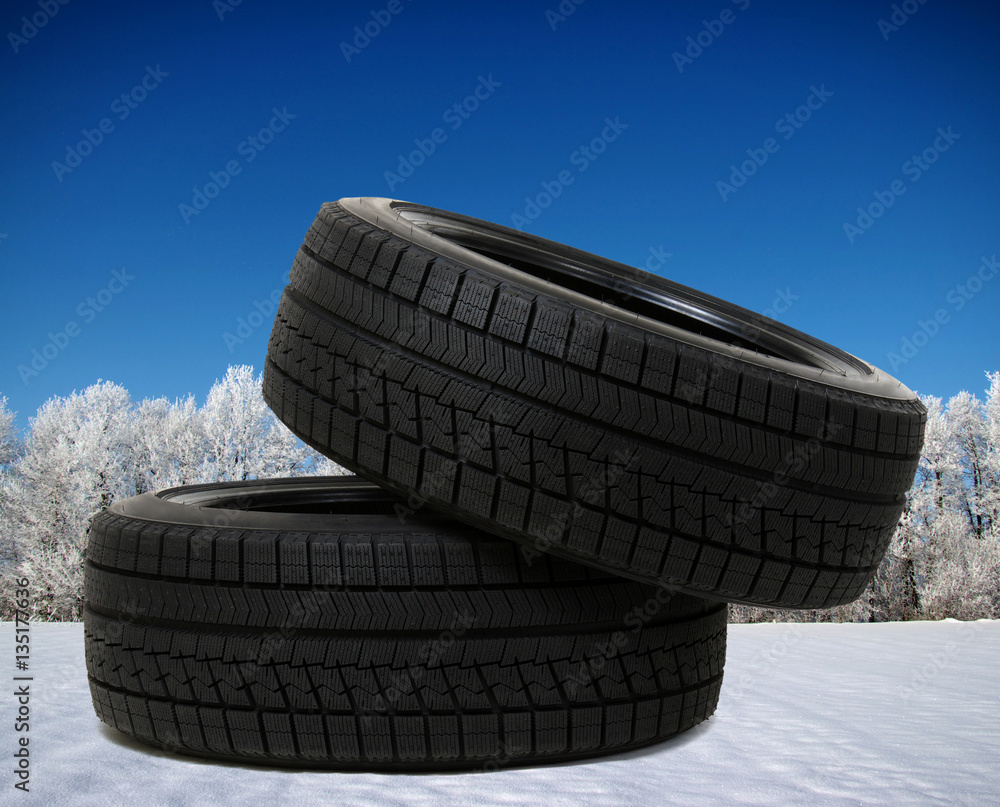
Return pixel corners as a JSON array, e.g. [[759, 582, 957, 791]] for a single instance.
[[2, 620, 997, 806]]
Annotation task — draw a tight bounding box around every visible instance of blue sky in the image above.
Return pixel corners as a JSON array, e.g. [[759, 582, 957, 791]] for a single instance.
[[1, 0, 998, 431]]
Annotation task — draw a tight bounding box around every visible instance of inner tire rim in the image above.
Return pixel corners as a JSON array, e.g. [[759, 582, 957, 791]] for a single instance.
[[341, 196, 909, 399]]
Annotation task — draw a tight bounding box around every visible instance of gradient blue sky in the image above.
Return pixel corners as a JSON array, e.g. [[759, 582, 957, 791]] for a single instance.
[[2, 0, 998, 431]]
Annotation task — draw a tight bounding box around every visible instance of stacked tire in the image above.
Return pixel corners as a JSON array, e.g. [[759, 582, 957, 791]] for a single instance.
[[85, 197, 925, 770]]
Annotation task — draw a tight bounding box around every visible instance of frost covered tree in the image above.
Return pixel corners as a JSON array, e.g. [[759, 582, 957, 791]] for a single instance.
[[201, 365, 315, 481], [916, 380, 999, 620], [0, 395, 20, 468], [872, 395, 956, 621], [314, 454, 350, 477], [0, 396, 23, 564], [947, 391, 990, 538], [980, 372, 1000, 531], [5, 383, 137, 620], [132, 395, 207, 492]]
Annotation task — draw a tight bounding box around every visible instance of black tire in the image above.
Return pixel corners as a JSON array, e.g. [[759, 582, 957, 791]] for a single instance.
[[263, 198, 926, 610], [84, 477, 726, 770]]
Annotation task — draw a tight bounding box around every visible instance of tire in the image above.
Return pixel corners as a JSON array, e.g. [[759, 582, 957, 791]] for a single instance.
[[84, 476, 726, 770], [263, 198, 926, 609]]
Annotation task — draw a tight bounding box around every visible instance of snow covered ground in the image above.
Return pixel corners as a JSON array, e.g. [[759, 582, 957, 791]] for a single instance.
[[1, 620, 997, 807]]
